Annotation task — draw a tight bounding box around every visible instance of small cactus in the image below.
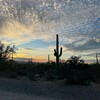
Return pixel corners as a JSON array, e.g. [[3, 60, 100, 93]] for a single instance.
[[96, 53, 100, 64], [48, 55, 50, 63], [54, 34, 62, 66]]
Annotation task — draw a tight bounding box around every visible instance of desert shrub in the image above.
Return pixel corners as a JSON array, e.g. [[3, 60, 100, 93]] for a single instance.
[[44, 69, 56, 81], [65, 64, 93, 85], [13, 63, 27, 76], [0, 60, 7, 71], [27, 63, 37, 81], [90, 64, 100, 80]]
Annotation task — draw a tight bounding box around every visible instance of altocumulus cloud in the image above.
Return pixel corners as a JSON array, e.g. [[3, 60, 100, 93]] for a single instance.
[[0, 0, 100, 52]]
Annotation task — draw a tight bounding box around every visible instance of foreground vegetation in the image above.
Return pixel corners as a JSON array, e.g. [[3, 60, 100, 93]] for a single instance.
[[0, 58, 100, 85]]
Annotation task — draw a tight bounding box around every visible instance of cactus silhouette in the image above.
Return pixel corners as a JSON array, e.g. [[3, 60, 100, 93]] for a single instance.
[[96, 53, 100, 64], [48, 55, 50, 63], [96, 53, 98, 64], [54, 34, 62, 66]]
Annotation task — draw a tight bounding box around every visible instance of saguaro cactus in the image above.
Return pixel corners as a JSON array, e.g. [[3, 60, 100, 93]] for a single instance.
[[54, 34, 62, 65], [96, 53, 100, 64], [48, 55, 50, 63], [96, 53, 98, 64]]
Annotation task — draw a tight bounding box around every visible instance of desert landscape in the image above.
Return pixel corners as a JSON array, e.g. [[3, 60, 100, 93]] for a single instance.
[[0, 0, 100, 100]]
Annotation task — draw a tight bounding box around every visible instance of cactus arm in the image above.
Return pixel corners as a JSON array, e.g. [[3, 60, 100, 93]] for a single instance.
[[54, 49, 56, 53], [54, 49, 57, 56], [59, 47, 62, 57]]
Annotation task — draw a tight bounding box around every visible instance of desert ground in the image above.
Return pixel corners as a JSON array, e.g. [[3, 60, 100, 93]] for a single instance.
[[0, 77, 100, 100]]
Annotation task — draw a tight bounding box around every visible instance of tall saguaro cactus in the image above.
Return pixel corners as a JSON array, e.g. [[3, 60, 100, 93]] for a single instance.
[[48, 55, 50, 63], [96, 53, 98, 64], [54, 34, 62, 65], [96, 53, 100, 64]]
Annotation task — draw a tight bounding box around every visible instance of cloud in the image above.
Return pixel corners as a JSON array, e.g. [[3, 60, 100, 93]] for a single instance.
[[64, 39, 100, 51], [25, 47, 37, 50], [0, 0, 100, 52], [0, 16, 6, 28], [64, 17, 100, 52]]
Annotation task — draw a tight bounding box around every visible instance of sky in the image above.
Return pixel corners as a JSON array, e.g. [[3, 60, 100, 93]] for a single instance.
[[0, 0, 100, 63]]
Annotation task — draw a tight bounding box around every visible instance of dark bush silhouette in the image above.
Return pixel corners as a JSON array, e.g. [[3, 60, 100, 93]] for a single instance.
[[66, 56, 93, 85], [67, 56, 84, 68]]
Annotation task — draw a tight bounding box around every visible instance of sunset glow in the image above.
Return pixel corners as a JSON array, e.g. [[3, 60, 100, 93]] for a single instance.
[[0, 0, 100, 63]]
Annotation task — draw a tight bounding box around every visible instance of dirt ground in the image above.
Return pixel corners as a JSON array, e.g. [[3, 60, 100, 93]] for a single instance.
[[0, 77, 100, 100]]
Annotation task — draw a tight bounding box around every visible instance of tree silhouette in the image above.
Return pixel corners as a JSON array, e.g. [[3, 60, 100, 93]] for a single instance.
[[67, 56, 84, 68], [0, 41, 17, 60], [9, 44, 18, 61]]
